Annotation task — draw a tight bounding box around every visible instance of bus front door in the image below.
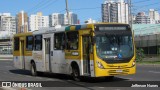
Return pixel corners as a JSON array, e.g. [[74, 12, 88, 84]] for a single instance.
[[45, 38, 51, 72], [20, 40, 25, 69], [82, 36, 90, 75]]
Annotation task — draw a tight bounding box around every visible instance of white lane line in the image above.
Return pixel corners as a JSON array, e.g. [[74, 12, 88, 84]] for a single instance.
[[35, 77, 43, 79], [98, 87, 105, 89], [149, 71, 160, 74], [115, 89, 121, 90], [125, 78, 133, 80], [46, 78, 54, 81]]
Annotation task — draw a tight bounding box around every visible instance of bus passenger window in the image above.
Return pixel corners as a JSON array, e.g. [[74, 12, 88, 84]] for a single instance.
[[54, 33, 65, 50], [34, 35, 42, 51], [26, 36, 34, 50], [14, 37, 19, 51], [66, 31, 78, 50]]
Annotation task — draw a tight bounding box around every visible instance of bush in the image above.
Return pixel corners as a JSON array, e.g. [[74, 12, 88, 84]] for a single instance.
[[136, 48, 145, 62]]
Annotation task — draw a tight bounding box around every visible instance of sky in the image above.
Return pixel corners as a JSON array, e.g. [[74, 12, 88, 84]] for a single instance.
[[0, 0, 159, 23]]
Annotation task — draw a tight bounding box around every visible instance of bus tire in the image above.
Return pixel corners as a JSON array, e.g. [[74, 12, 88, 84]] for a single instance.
[[31, 62, 37, 76], [72, 66, 80, 81]]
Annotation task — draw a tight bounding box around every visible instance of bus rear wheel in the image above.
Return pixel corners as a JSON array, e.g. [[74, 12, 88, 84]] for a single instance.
[[72, 67, 80, 81], [31, 62, 37, 76]]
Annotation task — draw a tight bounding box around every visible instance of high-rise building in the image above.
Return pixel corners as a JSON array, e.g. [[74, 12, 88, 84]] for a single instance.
[[0, 13, 16, 34], [29, 12, 49, 31], [49, 13, 64, 27], [135, 12, 150, 24], [85, 18, 96, 24], [64, 12, 78, 25], [16, 11, 28, 33], [149, 9, 159, 24], [102, 0, 129, 24]]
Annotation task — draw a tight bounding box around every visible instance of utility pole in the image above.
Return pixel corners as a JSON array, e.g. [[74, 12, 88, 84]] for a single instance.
[[128, 0, 132, 28], [65, 0, 70, 25]]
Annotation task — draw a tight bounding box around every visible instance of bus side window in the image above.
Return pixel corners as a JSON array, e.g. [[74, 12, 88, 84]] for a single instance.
[[54, 33, 65, 50], [66, 31, 78, 50], [26, 36, 34, 51], [34, 35, 42, 51], [14, 37, 19, 51]]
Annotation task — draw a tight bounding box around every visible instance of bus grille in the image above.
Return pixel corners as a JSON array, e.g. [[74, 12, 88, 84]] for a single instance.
[[108, 69, 129, 75]]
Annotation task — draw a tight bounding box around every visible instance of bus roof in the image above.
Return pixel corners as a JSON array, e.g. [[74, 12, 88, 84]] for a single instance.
[[14, 23, 130, 36], [65, 23, 129, 31]]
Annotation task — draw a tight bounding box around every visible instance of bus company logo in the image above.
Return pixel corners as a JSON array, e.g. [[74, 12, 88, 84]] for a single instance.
[[1, 82, 42, 88], [2, 82, 11, 87]]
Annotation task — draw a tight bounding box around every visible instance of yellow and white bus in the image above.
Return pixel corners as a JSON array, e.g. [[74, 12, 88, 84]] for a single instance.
[[13, 23, 136, 81]]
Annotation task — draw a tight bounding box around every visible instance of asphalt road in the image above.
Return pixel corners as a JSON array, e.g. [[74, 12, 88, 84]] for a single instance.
[[0, 60, 160, 90]]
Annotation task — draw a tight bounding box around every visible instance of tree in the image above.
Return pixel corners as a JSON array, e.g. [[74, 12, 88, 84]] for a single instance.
[[136, 48, 145, 62]]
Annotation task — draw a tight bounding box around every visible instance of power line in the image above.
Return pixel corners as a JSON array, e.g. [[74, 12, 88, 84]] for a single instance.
[[70, 7, 101, 11], [132, 2, 160, 12], [27, 0, 51, 13], [28, 0, 58, 14], [132, 0, 151, 4]]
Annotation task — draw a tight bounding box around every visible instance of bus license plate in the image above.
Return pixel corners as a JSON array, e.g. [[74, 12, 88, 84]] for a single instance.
[[116, 70, 123, 73]]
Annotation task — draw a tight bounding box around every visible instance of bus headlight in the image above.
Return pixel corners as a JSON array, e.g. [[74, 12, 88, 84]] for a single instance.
[[132, 60, 136, 67], [96, 61, 104, 69]]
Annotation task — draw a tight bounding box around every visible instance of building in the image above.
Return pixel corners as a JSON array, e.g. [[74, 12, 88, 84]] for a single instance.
[[135, 12, 150, 24], [0, 13, 16, 34], [149, 9, 159, 24], [0, 13, 16, 54], [64, 12, 78, 25], [133, 24, 160, 55], [29, 12, 49, 31], [49, 13, 64, 27], [84, 18, 96, 24], [16, 11, 28, 33], [102, 0, 129, 24]]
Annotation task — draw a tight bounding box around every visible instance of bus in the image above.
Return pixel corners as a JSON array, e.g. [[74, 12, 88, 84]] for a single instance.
[[13, 23, 136, 81]]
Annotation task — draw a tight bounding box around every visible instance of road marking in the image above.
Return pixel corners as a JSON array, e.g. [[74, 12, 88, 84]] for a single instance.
[[149, 71, 160, 74], [46, 78, 54, 81], [98, 87, 105, 89], [35, 77, 43, 79], [115, 89, 121, 90]]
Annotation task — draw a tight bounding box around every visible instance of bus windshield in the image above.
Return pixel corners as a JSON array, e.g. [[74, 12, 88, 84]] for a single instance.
[[95, 32, 134, 62]]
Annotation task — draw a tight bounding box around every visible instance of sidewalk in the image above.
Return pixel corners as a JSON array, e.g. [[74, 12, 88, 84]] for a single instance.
[[0, 55, 13, 60]]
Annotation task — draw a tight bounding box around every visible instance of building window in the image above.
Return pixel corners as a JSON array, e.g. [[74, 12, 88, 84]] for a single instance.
[[34, 35, 42, 50], [66, 31, 78, 50], [14, 37, 19, 51], [54, 33, 65, 50], [26, 36, 34, 51]]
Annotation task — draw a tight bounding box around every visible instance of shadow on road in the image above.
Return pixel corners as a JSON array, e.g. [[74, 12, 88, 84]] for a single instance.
[[9, 69, 129, 83], [9, 69, 31, 75]]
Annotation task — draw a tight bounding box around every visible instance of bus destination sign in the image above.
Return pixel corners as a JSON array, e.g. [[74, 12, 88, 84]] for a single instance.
[[99, 26, 127, 31]]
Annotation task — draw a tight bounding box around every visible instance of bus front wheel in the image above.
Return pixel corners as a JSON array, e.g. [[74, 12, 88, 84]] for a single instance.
[[31, 62, 37, 76]]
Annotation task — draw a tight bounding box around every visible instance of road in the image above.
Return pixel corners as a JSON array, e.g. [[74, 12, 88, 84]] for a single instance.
[[0, 60, 160, 90]]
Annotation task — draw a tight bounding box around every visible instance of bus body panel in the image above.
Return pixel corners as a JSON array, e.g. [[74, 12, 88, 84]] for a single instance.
[[13, 23, 136, 78]]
